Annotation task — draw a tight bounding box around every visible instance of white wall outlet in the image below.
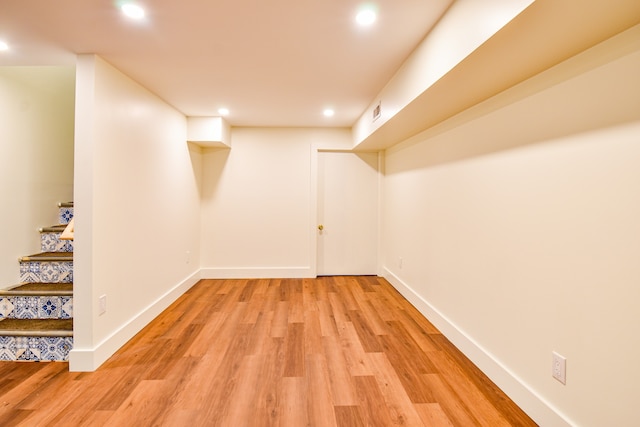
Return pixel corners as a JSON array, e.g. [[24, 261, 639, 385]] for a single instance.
[[398, 257, 403, 269], [99, 294, 107, 315], [186, 250, 191, 264], [552, 351, 566, 384]]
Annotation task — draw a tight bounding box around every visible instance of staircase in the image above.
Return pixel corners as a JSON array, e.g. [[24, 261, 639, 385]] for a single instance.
[[0, 202, 74, 361]]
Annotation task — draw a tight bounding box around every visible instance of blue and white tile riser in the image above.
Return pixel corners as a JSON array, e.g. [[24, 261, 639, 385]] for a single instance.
[[0, 296, 73, 319], [20, 261, 73, 283], [41, 232, 74, 253], [58, 206, 73, 225], [0, 336, 73, 361]]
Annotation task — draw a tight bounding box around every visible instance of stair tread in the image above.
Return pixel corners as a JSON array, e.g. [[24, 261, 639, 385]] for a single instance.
[[20, 252, 73, 262], [40, 224, 67, 233], [0, 318, 73, 336], [0, 283, 73, 296]]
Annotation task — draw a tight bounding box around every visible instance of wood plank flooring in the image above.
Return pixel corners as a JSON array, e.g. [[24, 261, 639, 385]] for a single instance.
[[0, 276, 537, 426]]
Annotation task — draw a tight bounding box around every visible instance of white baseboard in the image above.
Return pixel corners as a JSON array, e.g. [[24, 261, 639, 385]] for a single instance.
[[68, 269, 202, 372], [382, 267, 574, 427], [201, 266, 315, 279]]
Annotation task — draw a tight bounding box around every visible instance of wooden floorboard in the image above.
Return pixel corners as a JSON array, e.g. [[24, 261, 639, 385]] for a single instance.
[[0, 276, 538, 426]]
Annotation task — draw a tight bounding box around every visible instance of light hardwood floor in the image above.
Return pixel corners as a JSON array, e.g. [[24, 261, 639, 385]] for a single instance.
[[0, 277, 537, 426]]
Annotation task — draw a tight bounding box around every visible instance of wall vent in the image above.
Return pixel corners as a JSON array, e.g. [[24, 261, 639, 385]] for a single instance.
[[373, 101, 381, 122]]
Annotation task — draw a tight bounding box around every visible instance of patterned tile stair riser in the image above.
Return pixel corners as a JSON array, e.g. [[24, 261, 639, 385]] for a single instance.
[[0, 336, 73, 361], [58, 205, 73, 225], [20, 261, 73, 283], [41, 229, 74, 253], [0, 296, 73, 319]]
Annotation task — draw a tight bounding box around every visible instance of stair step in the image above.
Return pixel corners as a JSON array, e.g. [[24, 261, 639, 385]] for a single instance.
[[0, 318, 73, 337], [0, 283, 73, 296], [39, 226, 74, 252], [20, 252, 73, 262], [19, 252, 73, 284], [40, 224, 67, 233], [58, 203, 74, 225], [0, 319, 73, 361]]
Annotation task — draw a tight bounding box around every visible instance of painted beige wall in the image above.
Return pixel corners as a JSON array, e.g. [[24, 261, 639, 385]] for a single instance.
[[0, 66, 75, 287], [383, 26, 640, 427], [71, 55, 202, 370], [200, 127, 352, 278]]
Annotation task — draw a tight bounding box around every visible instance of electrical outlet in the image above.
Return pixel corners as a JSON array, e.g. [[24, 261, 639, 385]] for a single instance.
[[186, 250, 191, 264], [398, 257, 403, 269], [99, 294, 107, 315], [552, 351, 566, 384]]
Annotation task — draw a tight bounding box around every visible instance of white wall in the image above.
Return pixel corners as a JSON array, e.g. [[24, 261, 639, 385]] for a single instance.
[[70, 55, 202, 371], [382, 26, 640, 427], [0, 66, 75, 287], [200, 127, 352, 278]]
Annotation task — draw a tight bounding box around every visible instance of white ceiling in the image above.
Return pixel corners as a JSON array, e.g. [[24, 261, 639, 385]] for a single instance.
[[0, 0, 453, 127]]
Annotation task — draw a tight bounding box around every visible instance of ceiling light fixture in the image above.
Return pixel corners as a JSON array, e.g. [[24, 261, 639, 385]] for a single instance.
[[120, 3, 145, 20], [356, 5, 377, 26], [323, 109, 335, 117], [0, 41, 8, 51], [218, 107, 230, 116]]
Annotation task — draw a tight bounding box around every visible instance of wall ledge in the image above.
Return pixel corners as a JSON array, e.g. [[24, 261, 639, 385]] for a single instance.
[[354, 0, 640, 151]]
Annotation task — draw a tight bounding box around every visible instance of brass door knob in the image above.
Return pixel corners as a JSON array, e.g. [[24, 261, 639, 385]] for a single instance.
[[318, 224, 324, 231]]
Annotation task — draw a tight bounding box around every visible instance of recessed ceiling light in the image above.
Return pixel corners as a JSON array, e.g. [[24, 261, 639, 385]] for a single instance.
[[120, 3, 145, 20], [218, 108, 230, 116], [0, 41, 8, 51], [356, 6, 377, 26], [323, 109, 335, 117]]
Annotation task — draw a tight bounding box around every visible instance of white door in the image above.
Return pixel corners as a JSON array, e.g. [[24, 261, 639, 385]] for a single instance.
[[317, 151, 379, 276]]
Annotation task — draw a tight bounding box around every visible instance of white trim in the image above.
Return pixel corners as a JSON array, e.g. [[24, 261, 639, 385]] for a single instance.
[[376, 151, 384, 277], [309, 143, 320, 278], [68, 269, 201, 371], [383, 267, 575, 427], [201, 267, 314, 279]]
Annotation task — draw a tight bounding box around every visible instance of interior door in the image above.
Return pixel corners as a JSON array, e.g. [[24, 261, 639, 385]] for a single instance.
[[317, 151, 379, 276]]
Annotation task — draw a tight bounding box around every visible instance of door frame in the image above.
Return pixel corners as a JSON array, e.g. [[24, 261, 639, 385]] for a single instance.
[[309, 144, 384, 277]]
